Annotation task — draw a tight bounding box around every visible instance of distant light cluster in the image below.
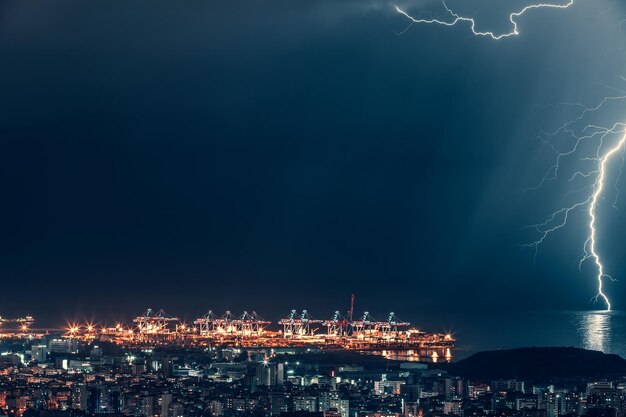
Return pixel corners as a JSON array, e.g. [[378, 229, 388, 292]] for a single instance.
[[0, 308, 455, 356]]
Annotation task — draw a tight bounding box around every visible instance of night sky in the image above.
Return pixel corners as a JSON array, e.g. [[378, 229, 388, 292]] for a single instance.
[[1, 0, 625, 325]]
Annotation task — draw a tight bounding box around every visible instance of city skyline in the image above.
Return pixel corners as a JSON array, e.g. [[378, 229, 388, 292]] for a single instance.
[[4, 2, 626, 417]]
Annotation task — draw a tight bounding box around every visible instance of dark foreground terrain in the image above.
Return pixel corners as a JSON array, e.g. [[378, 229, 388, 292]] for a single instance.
[[448, 346, 626, 379]]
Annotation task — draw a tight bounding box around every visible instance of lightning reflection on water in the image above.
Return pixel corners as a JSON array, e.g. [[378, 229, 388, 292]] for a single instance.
[[573, 311, 614, 352]]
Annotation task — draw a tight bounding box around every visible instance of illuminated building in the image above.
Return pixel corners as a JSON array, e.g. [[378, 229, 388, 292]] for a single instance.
[[49, 338, 78, 354], [90, 345, 103, 358], [161, 392, 173, 417], [492, 380, 526, 394], [444, 377, 465, 400], [270, 393, 287, 416], [329, 399, 349, 417], [374, 379, 405, 396], [72, 383, 88, 411], [443, 400, 463, 415], [30, 345, 47, 362], [256, 362, 284, 386], [209, 400, 224, 416], [293, 396, 318, 412], [161, 357, 174, 377]]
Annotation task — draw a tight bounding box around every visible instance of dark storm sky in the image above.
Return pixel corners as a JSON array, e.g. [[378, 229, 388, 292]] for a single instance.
[[1, 0, 625, 325]]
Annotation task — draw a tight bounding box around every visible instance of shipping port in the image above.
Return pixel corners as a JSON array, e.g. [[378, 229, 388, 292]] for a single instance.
[[0, 297, 455, 362]]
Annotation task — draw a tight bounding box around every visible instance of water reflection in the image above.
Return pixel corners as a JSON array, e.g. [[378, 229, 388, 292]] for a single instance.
[[409, 310, 626, 360], [574, 311, 613, 352], [377, 348, 452, 362]]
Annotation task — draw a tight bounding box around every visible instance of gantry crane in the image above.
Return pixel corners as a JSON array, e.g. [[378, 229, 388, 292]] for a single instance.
[[133, 308, 179, 334], [323, 311, 350, 337], [378, 312, 410, 338], [279, 310, 323, 337], [350, 311, 377, 338], [194, 310, 219, 335], [236, 311, 271, 336]]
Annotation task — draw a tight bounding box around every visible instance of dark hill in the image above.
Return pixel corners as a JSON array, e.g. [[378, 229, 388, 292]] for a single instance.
[[447, 347, 626, 380]]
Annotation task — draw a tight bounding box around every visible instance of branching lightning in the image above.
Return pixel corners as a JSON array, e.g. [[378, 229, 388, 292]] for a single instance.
[[395, 0, 625, 310], [395, 0, 574, 40], [522, 117, 626, 310]]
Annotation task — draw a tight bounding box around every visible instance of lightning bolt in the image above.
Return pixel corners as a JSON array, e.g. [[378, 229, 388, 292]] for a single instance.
[[395, 0, 575, 40], [523, 106, 626, 311], [394, 0, 625, 310], [582, 128, 626, 311]]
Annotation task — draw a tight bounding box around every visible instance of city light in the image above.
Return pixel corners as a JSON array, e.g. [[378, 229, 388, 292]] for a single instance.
[[0, 308, 455, 357]]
